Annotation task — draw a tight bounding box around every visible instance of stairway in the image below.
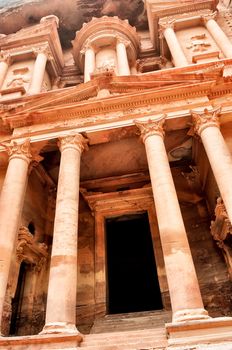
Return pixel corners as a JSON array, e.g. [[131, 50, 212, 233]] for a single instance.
[[80, 310, 170, 350]]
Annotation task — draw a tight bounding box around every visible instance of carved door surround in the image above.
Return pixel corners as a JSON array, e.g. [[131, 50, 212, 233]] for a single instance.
[[81, 185, 169, 318]]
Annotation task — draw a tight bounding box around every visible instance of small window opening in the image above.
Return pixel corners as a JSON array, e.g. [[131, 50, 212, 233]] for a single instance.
[[28, 222, 35, 235]]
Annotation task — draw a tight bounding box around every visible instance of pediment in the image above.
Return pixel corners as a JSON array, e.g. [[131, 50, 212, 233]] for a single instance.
[[0, 60, 230, 130]]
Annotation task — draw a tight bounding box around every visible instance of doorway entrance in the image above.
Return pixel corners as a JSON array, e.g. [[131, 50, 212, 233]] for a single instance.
[[106, 212, 163, 314]]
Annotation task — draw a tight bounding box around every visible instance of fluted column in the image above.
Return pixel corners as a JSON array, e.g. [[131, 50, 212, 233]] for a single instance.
[[202, 13, 232, 58], [116, 38, 130, 76], [159, 21, 188, 67], [192, 107, 232, 225], [83, 45, 96, 83], [135, 118, 208, 322], [0, 53, 11, 90], [42, 134, 87, 335], [28, 46, 50, 95], [0, 140, 32, 334]]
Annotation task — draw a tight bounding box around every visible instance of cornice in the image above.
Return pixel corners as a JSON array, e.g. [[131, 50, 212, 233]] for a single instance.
[[1, 81, 214, 129]]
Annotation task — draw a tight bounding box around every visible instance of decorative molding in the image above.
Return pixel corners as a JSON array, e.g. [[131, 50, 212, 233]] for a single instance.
[[16, 226, 48, 272], [134, 117, 166, 142], [191, 106, 221, 135], [59, 134, 88, 153]]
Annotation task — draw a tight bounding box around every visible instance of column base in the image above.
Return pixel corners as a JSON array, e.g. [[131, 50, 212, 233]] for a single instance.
[[172, 308, 210, 322], [166, 316, 232, 347], [40, 322, 81, 335]]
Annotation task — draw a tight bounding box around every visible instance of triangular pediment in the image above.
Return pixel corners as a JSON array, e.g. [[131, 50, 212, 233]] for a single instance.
[[0, 60, 230, 130]]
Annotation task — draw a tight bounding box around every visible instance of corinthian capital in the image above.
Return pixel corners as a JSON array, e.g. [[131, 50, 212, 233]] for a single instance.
[[59, 134, 88, 153], [2, 139, 32, 163], [159, 19, 175, 36], [191, 107, 221, 136], [33, 45, 53, 60], [0, 52, 11, 65], [134, 117, 166, 143], [201, 11, 217, 25]]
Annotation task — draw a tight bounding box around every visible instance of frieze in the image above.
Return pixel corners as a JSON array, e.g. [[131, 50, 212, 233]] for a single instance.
[[1, 83, 213, 130]]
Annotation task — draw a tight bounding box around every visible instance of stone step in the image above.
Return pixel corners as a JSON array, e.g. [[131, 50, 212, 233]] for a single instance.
[[90, 310, 171, 334], [80, 328, 168, 349]]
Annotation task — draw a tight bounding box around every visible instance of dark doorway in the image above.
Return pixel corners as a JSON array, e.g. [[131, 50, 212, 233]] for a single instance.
[[106, 212, 163, 314], [10, 262, 27, 335]]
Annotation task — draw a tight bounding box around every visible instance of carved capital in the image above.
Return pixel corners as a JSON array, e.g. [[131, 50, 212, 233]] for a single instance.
[[201, 11, 217, 25], [33, 45, 53, 61], [2, 139, 32, 164], [134, 117, 166, 143], [59, 134, 88, 153], [159, 19, 175, 37], [0, 52, 11, 65], [80, 41, 95, 55], [116, 36, 130, 48], [191, 107, 221, 136]]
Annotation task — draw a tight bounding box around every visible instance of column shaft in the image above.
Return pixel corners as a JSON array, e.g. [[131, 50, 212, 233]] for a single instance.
[[116, 41, 130, 76], [136, 119, 208, 322], [84, 47, 95, 83], [42, 135, 86, 334], [193, 110, 232, 224], [205, 19, 232, 58], [0, 141, 31, 333], [28, 51, 48, 95], [163, 27, 188, 67], [0, 59, 9, 90]]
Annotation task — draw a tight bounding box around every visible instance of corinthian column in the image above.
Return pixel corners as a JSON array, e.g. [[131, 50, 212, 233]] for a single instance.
[[202, 13, 232, 58], [42, 134, 87, 335], [192, 107, 232, 224], [0, 53, 11, 90], [116, 38, 130, 76], [0, 140, 32, 334], [135, 118, 208, 322], [159, 21, 188, 67], [83, 45, 96, 83], [28, 46, 50, 95]]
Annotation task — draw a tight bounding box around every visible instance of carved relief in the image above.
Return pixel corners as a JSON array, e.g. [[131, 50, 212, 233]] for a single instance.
[[211, 198, 232, 279], [186, 34, 212, 52], [16, 226, 48, 272], [6, 67, 30, 90]]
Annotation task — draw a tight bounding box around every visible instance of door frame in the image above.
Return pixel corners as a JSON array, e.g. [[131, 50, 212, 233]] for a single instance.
[[82, 186, 169, 318]]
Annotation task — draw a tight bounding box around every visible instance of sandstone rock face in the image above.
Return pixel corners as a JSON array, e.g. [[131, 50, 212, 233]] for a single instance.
[[0, 0, 146, 48]]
